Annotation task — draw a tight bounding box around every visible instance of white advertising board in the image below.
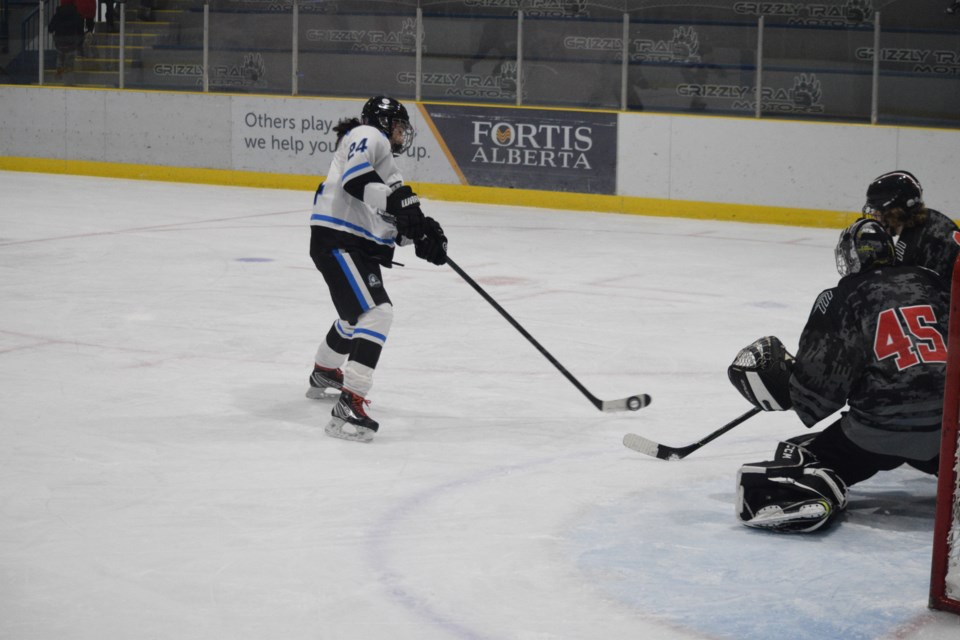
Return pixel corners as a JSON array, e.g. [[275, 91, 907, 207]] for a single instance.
[[2, 85, 958, 220], [228, 95, 462, 185]]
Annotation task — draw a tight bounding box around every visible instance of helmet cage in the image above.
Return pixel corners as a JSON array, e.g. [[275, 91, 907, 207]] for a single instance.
[[835, 218, 895, 276], [361, 96, 415, 155]]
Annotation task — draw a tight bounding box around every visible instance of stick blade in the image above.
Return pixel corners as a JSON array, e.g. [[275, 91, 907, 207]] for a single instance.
[[622, 432, 660, 456], [602, 393, 652, 413], [622, 433, 687, 461]]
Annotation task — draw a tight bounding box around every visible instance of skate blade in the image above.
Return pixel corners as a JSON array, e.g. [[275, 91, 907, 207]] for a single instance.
[[324, 417, 374, 442], [306, 387, 340, 400]]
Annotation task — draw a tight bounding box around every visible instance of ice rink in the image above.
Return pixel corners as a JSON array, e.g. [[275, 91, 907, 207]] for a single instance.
[[2, 170, 959, 639]]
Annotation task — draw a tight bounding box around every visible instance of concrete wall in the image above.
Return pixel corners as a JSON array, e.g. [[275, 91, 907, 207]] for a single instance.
[[2, 85, 958, 226]]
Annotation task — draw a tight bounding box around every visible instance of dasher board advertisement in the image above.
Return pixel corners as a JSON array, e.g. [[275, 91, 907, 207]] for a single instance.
[[423, 104, 617, 194]]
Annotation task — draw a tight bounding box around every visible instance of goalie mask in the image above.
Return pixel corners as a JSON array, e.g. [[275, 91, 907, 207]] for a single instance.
[[834, 218, 895, 277], [361, 96, 415, 156]]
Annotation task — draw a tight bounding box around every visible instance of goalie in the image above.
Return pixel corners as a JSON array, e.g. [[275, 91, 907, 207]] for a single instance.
[[728, 218, 949, 532]]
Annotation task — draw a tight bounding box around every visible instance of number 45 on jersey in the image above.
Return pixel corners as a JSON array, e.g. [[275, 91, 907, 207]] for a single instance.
[[875, 305, 947, 371]]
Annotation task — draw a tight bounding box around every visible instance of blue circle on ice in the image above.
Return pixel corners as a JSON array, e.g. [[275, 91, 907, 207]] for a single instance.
[[565, 469, 937, 639]]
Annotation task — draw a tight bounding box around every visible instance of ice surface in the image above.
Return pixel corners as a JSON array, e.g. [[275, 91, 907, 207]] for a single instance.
[[2, 171, 959, 639]]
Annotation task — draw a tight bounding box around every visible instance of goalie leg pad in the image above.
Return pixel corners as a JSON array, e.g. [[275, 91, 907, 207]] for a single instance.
[[727, 336, 795, 411], [736, 443, 848, 533]]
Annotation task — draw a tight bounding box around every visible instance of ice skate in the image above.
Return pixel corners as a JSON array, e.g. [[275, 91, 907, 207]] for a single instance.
[[305, 364, 343, 400], [324, 389, 378, 442]]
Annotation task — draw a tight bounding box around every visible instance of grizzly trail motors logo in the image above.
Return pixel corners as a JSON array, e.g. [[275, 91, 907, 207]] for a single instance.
[[563, 25, 702, 63], [678, 73, 825, 113], [471, 120, 594, 169], [396, 62, 517, 100], [154, 52, 267, 88], [855, 46, 960, 76], [306, 18, 419, 53], [463, 0, 589, 17], [733, 0, 873, 25]]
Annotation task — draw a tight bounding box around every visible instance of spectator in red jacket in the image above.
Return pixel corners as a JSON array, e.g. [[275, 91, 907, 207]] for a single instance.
[[75, 0, 96, 34]]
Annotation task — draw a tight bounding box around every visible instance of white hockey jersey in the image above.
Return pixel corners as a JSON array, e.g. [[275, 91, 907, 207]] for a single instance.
[[311, 124, 405, 264]]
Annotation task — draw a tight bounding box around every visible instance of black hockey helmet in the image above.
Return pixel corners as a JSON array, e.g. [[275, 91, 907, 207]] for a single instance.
[[862, 170, 923, 218], [835, 218, 895, 276], [361, 96, 415, 155]]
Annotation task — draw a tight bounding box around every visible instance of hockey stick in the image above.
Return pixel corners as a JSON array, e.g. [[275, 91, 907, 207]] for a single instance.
[[622, 406, 762, 460], [446, 256, 650, 413]]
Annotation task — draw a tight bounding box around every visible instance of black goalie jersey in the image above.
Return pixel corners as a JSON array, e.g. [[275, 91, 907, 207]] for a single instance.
[[789, 264, 950, 460]]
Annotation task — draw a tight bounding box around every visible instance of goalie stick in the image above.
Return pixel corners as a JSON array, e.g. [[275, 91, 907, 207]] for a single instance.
[[622, 407, 762, 460], [446, 256, 650, 413]]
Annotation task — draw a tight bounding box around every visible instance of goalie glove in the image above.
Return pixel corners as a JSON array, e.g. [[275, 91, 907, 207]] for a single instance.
[[727, 336, 795, 411], [386, 185, 426, 240]]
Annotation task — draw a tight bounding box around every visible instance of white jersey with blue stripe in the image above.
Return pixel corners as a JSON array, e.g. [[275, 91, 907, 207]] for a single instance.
[[311, 124, 403, 257]]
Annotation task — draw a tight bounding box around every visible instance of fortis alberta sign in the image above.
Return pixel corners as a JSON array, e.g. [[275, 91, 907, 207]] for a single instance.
[[425, 105, 617, 194]]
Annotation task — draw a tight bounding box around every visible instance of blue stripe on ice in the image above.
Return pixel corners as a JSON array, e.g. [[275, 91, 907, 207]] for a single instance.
[[565, 468, 937, 640]]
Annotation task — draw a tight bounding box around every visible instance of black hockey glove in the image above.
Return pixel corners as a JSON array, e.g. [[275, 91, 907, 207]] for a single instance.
[[386, 185, 426, 240], [415, 217, 448, 266]]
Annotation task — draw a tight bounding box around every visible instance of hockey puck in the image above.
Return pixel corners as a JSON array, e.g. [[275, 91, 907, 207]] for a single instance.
[[627, 396, 644, 411]]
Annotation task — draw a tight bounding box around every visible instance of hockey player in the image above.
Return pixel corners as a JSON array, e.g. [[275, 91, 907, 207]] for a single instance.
[[307, 96, 448, 442], [862, 170, 960, 284], [728, 218, 949, 532]]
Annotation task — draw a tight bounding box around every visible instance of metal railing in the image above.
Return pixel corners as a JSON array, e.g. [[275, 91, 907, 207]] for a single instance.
[[1, 0, 10, 54], [19, 0, 53, 57]]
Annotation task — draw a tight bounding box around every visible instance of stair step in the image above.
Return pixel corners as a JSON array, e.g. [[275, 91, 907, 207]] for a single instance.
[[84, 45, 148, 51], [46, 69, 120, 76], [33, 4, 198, 89], [87, 60, 140, 65]]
